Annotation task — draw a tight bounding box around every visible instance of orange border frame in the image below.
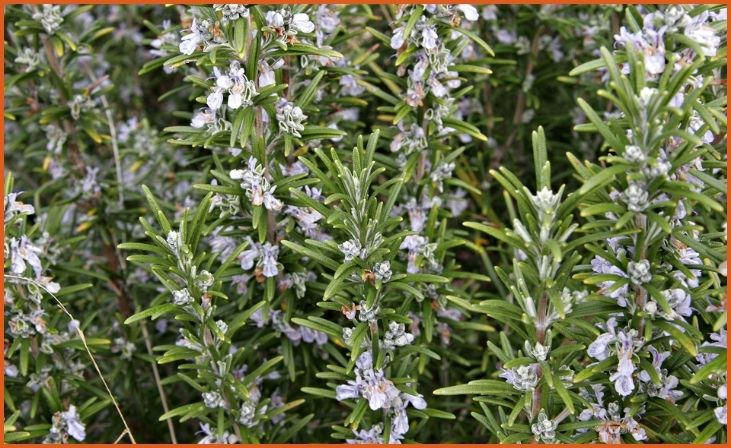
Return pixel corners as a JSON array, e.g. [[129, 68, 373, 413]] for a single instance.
[[0, 1, 728, 446]]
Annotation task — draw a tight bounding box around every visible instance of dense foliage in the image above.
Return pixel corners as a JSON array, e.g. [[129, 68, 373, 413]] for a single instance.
[[3, 3, 727, 444]]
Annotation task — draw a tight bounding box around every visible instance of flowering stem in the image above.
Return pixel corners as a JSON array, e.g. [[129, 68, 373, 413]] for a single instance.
[[634, 214, 648, 335], [530, 292, 548, 422]]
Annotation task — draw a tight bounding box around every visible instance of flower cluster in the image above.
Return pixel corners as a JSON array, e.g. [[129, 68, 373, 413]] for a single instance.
[[336, 352, 426, 443], [4, 4, 726, 444]]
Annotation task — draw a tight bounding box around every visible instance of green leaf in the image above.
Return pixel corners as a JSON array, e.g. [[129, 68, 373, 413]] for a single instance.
[[301, 387, 337, 399], [281, 240, 340, 271], [291, 317, 340, 339], [421, 408, 456, 420], [576, 98, 624, 151], [577, 165, 628, 196], [690, 351, 726, 384], [569, 57, 605, 76], [243, 356, 284, 386], [654, 320, 698, 356], [296, 70, 325, 109], [55, 283, 93, 298], [434, 380, 515, 396], [442, 117, 488, 142], [158, 402, 205, 422], [141, 185, 172, 234], [124, 303, 177, 324], [551, 371, 575, 415], [451, 26, 494, 57]]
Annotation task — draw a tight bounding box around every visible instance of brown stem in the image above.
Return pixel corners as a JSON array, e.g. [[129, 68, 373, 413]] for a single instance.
[[489, 27, 544, 178], [536, 293, 548, 345], [103, 239, 132, 318], [414, 151, 427, 184]]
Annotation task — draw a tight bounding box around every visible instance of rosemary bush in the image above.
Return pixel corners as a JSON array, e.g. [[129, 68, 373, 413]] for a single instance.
[[3, 4, 727, 444]]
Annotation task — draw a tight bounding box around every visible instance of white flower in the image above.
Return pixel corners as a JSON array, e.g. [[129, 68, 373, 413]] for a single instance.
[[215, 4, 249, 23], [495, 28, 517, 45], [207, 89, 224, 110], [112, 337, 136, 360], [347, 424, 384, 444], [172, 288, 193, 306], [392, 408, 409, 440], [390, 26, 405, 50], [358, 301, 380, 323], [421, 24, 439, 50], [623, 182, 649, 212], [44, 124, 67, 154], [239, 401, 258, 427], [258, 61, 276, 87], [482, 5, 498, 20], [588, 332, 616, 361], [530, 187, 561, 215], [195, 269, 215, 291], [316, 5, 340, 33], [203, 391, 226, 409], [456, 5, 479, 21], [260, 243, 279, 278], [340, 75, 365, 96], [402, 393, 427, 410], [179, 19, 203, 55], [238, 242, 260, 270], [531, 410, 557, 443], [5, 192, 35, 219], [9, 236, 43, 278], [32, 5, 64, 34], [230, 157, 280, 209], [500, 364, 539, 391], [81, 166, 100, 196], [300, 327, 327, 345], [276, 100, 307, 137], [210, 62, 257, 111], [266, 10, 285, 28], [46, 404, 86, 443], [336, 381, 361, 401], [661, 288, 692, 319], [639, 347, 682, 402], [400, 234, 428, 273], [339, 239, 363, 262], [263, 187, 283, 211], [591, 256, 630, 305], [526, 341, 550, 362], [714, 405, 727, 425], [191, 108, 216, 128], [198, 422, 239, 444], [627, 259, 652, 285], [609, 329, 640, 396], [383, 321, 415, 349], [62, 405, 86, 442], [644, 49, 666, 76], [373, 261, 392, 282], [5, 364, 18, 378], [291, 13, 315, 33], [685, 21, 720, 56], [609, 365, 635, 396], [362, 374, 400, 411]]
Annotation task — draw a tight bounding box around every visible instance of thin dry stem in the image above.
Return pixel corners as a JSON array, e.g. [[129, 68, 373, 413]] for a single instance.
[[7, 275, 137, 444]]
